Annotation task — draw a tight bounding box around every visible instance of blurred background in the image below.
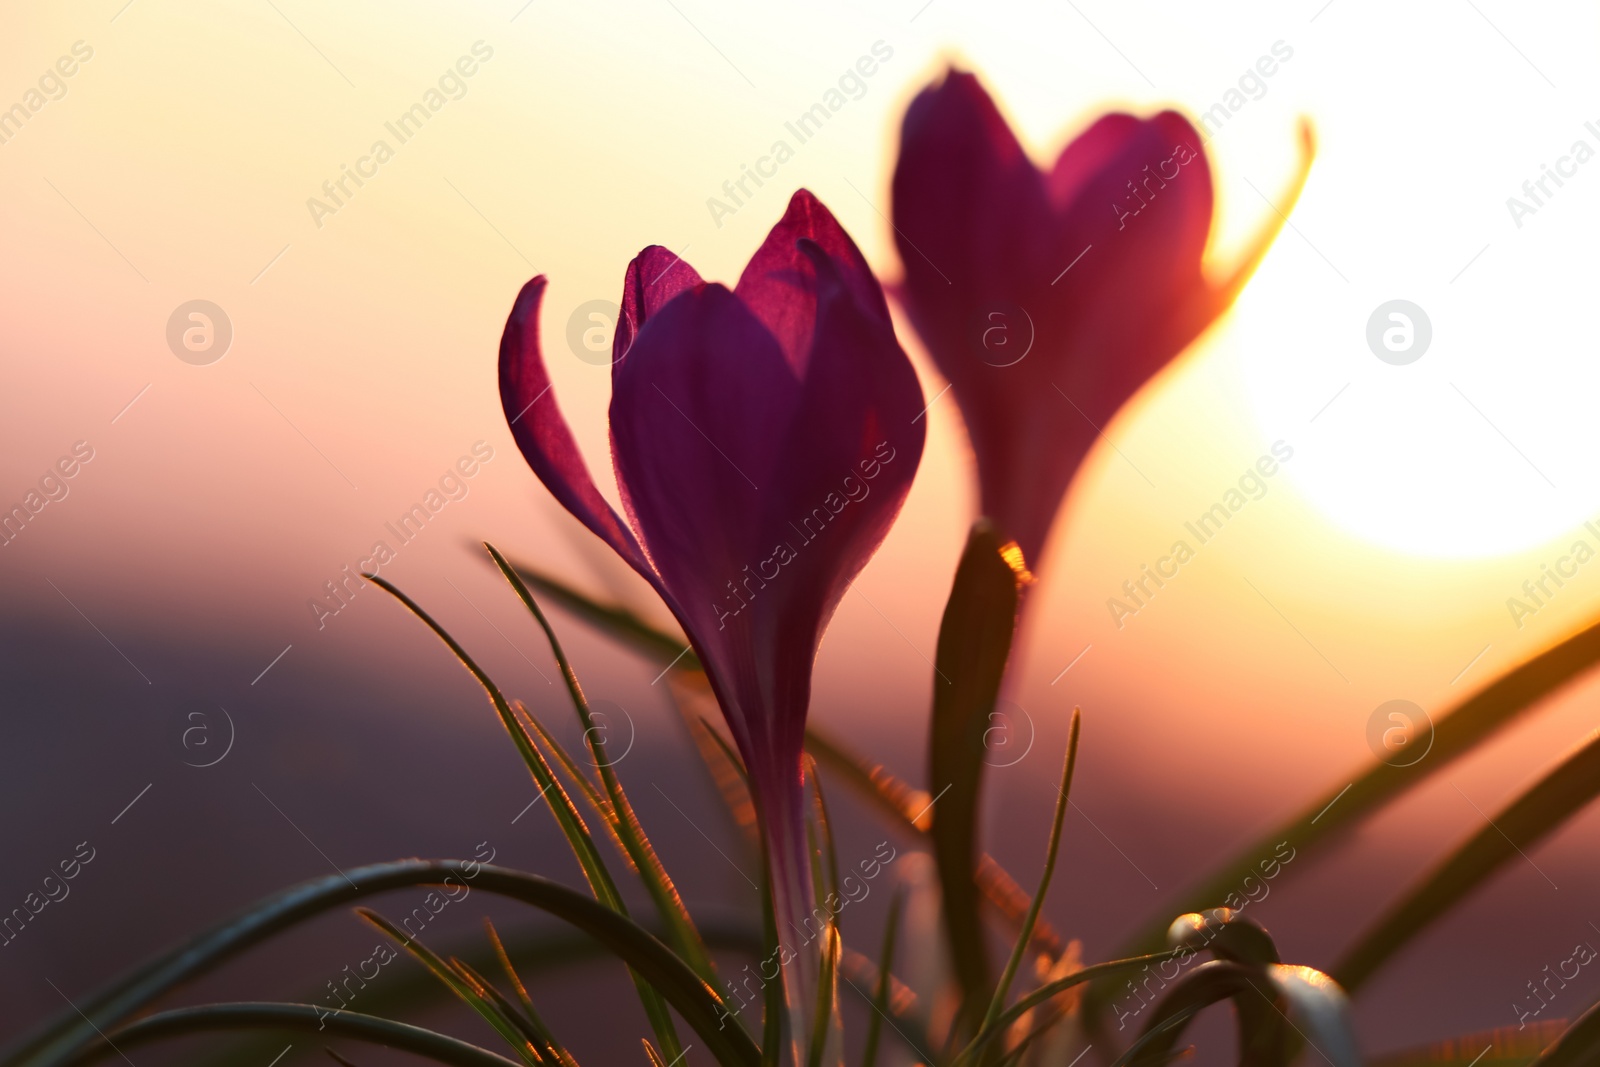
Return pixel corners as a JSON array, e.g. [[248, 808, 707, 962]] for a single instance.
[[3, 0, 1600, 1062]]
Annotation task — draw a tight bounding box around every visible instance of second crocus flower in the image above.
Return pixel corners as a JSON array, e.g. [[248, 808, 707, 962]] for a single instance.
[[892, 68, 1311, 570]]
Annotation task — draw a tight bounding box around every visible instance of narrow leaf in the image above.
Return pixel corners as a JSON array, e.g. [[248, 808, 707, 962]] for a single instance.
[[1114, 960, 1359, 1067], [1532, 1004, 1600, 1066], [484, 919, 577, 1067], [366, 575, 686, 1062], [1335, 727, 1600, 991], [805, 728, 935, 830], [485, 555, 1067, 965], [692, 714, 758, 836], [806, 925, 841, 1067], [978, 709, 1080, 1045], [1167, 910, 1281, 966], [500, 556, 698, 671], [6, 861, 759, 1067], [452, 958, 564, 1066], [358, 909, 542, 1066], [83, 1002, 526, 1067], [758, 832, 784, 1067], [929, 520, 1027, 1027], [963, 951, 1183, 1061], [806, 729, 1068, 962], [839, 945, 940, 1064], [802, 761, 843, 1067], [487, 543, 721, 990], [1113, 611, 1600, 963], [1371, 1020, 1566, 1066], [860, 889, 904, 1067]]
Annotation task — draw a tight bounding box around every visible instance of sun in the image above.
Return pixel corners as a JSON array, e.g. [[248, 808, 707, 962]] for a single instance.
[[1230, 225, 1600, 561]]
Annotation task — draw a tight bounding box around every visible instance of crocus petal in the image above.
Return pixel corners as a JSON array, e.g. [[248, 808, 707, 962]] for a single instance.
[[756, 239, 924, 693], [497, 277, 663, 593], [892, 68, 1243, 567], [735, 189, 892, 375], [1046, 109, 1213, 405], [607, 284, 800, 753], [891, 69, 1056, 320], [752, 238, 925, 769], [1046, 112, 1144, 209], [613, 245, 704, 366]]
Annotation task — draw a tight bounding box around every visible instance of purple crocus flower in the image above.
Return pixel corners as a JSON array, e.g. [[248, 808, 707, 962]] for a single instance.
[[892, 68, 1310, 569], [499, 189, 925, 1056]]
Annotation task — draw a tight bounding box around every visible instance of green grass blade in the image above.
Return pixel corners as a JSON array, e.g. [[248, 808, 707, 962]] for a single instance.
[[452, 958, 565, 1066], [1533, 1001, 1600, 1066], [487, 544, 721, 991], [803, 762, 842, 1067], [365, 576, 610, 899], [498, 555, 699, 671], [466, 866, 758, 1067], [641, 1040, 669, 1067], [1112, 960, 1279, 1067], [358, 909, 542, 1066], [10, 861, 760, 1067], [1168, 910, 1280, 965], [805, 728, 935, 830], [1369, 1020, 1565, 1066], [519, 707, 622, 849], [806, 925, 841, 1067], [758, 832, 784, 1067], [806, 757, 843, 926], [76, 1003, 527, 1067], [483, 919, 577, 1067], [1258, 965, 1360, 1067], [462, 561, 1070, 974], [859, 889, 904, 1067], [366, 576, 684, 1063], [928, 521, 1027, 1029], [991, 1011, 1063, 1067], [699, 716, 750, 786], [1107, 1007, 1200, 1067], [1113, 613, 1600, 965], [691, 714, 758, 837], [1335, 727, 1600, 992], [964, 951, 1183, 1060], [975, 708, 1080, 1057], [805, 729, 1069, 963], [1105, 960, 1358, 1067]]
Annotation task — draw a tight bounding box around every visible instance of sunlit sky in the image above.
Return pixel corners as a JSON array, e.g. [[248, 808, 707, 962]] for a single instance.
[[4, 0, 1600, 1054]]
